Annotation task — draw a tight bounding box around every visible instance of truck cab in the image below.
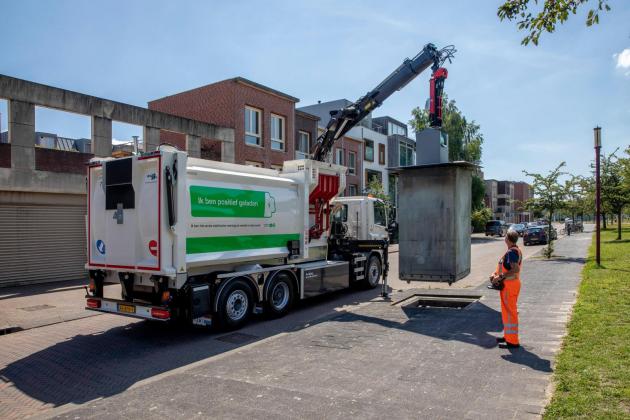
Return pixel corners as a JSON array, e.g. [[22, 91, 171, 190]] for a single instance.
[[332, 196, 389, 241]]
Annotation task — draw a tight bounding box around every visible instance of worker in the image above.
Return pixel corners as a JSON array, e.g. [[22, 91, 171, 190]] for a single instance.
[[489, 229, 522, 348]]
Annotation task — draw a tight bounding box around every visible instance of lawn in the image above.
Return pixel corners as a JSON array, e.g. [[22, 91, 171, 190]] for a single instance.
[[544, 227, 630, 419]]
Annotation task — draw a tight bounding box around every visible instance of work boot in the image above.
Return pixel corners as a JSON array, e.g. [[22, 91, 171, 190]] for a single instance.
[[498, 342, 520, 349]]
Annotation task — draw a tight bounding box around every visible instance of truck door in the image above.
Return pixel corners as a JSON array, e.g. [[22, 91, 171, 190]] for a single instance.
[[87, 155, 162, 272], [369, 200, 388, 240]]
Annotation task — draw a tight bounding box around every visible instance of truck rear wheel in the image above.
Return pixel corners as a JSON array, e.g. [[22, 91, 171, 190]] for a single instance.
[[363, 255, 382, 289], [216, 279, 254, 330], [265, 273, 295, 318]]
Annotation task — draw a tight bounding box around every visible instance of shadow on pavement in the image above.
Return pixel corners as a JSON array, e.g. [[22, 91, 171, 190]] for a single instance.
[[0, 287, 381, 408], [501, 347, 552, 372]]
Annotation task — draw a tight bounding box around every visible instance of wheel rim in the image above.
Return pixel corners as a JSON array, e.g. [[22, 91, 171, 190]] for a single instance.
[[226, 290, 248, 321], [368, 259, 381, 286], [271, 282, 290, 310]]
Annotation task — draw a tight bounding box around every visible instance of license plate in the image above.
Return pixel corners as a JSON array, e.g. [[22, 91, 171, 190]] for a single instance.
[[118, 303, 136, 314]]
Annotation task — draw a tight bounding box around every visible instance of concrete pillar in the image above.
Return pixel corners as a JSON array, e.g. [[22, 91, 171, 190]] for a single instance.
[[91, 116, 112, 157], [216, 127, 235, 163], [186, 134, 201, 158], [143, 126, 160, 152], [8, 100, 36, 170]]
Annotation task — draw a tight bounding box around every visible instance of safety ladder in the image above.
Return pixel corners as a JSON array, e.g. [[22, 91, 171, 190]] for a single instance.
[[353, 254, 367, 281]]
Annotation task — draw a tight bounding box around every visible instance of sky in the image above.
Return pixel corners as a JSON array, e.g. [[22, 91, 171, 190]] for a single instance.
[[1, 0, 629, 181]]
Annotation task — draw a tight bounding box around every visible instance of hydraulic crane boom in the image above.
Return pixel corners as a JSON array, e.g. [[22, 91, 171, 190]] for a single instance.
[[311, 43, 455, 162]]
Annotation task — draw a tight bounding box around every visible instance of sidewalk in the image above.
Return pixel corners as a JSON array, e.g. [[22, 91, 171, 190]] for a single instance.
[[0, 279, 120, 333], [54, 230, 590, 419]]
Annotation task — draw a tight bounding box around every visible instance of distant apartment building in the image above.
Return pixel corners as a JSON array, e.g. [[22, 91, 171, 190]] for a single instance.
[[149, 77, 298, 167], [485, 179, 533, 223]]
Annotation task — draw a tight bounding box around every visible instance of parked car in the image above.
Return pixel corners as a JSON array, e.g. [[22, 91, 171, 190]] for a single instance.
[[524, 227, 548, 245], [511, 223, 526, 236], [539, 225, 558, 240], [485, 220, 507, 237]]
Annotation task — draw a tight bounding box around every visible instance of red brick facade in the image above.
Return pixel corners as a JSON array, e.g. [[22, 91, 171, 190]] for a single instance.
[[294, 110, 319, 159], [332, 136, 363, 196], [35, 148, 93, 174], [149, 78, 297, 167]]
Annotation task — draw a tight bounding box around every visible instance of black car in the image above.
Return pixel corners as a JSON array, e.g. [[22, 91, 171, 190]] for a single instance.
[[485, 220, 507, 237], [511, 223, 526, 236], [524, 227, 547, 245]]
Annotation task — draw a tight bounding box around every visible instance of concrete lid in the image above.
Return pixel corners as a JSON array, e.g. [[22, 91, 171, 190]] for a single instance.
[[388, 160, 479, 173]]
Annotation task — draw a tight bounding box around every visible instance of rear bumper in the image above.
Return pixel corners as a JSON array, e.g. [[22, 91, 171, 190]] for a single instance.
[[85, 297, 170, 321]]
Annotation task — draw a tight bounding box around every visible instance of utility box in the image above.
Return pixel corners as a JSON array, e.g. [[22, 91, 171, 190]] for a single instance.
[[416, 128, 449, 165], [395, 162, 475, 283]]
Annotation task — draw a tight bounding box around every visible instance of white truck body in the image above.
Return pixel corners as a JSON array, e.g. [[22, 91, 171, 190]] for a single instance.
[[85, 149, 388, 329]]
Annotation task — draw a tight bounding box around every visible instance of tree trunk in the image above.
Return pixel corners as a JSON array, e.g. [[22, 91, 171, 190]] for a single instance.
[[618, 209, 622, 240], [603, 213, 607, 229]]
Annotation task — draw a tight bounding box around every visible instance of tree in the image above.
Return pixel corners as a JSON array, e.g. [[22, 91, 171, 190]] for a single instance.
[[471, 175, 486, 211], [564, 174, 592, 223], [600, 150, 630, 240], [524, 162, 568, 258], [365, 178, 391, 207], [497, 0, 611, 46], [409, 95, 484, 163], [471, 207, 493, 233]]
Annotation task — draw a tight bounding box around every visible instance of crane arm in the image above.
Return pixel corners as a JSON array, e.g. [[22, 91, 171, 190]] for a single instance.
[[311, 43, 455, 162]]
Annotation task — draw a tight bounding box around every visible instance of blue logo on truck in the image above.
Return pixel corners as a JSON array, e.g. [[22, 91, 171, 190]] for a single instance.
[[96, 240, 106, 255]]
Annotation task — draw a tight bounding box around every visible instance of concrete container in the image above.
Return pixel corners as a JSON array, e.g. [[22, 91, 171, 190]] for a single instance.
[[395, 162, 475, 283]]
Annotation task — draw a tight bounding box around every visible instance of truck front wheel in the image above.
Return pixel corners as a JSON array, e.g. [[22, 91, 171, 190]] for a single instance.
[[364, 255, 382, 289], [216, 279, 254, 330], [265, 273, 295, 318]]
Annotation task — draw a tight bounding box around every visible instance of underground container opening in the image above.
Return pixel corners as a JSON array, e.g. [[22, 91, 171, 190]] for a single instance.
[[396, 294, 482, 310]]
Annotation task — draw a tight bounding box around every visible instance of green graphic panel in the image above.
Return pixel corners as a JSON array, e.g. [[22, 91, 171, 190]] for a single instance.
[[190, 186, 276, 218], [187, 233, 299, 254]]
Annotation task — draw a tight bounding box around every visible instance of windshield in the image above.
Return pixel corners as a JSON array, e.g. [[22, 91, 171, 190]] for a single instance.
[[486, 221, 500, 227], [513, 224, 524, 229]]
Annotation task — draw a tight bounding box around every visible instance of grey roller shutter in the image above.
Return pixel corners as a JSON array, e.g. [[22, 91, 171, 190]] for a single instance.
[[0, 205, 87, 286]]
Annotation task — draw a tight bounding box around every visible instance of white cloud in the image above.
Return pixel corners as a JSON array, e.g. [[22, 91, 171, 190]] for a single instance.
[[613, 48, 630, 76]]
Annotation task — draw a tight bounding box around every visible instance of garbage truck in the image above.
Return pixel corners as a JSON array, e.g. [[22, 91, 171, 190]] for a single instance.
[[85, 42, 455, 329]]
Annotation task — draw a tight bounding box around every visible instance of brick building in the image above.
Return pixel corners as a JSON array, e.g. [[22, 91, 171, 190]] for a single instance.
[[513, 181, 533, 223], [484, 179, 533, 223], [149, 77, 298, 168], [331, 134, 363, 196], [294, 110, 318, 160]]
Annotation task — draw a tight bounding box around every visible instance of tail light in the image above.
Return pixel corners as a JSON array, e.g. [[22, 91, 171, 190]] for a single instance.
[[86, 298, 101, 309], [151, 308, 170, 319]]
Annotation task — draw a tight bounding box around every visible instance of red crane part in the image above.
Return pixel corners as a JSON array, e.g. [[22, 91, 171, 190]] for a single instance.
[[429, 67, 448, 128], [308, 174, 340, 240]]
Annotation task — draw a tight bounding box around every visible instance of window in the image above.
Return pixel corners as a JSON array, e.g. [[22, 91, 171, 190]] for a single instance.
[[296, 130, 310, 159], [378, 144, 385, 165], [364, 139, 374, 162], [245, 107, 261, 146], [399, 142, 415, 166], [348, 184, 358, 196], [335, 148, 344, 165], [332, 204, 348, 222], [271, 164, 283, 171], [245, 160, 263, 167], [374, 202, 387, 226], [348, 151, 356, 175], [366, 169, 382, 185], [387, 122, 406, 136], [271, 114, 285, 151]]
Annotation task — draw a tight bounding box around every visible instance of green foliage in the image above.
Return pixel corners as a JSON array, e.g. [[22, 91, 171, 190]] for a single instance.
[[544, 226, 630, 418], [365, 179, 391, 207], [409, 94, 483, 164], [471, 174, 486, 211], [524, 162, 567, 258], [564, 174, 592, 220], [497, 0, 611, 46], [600, 149, 630, 240], [471, 207, 493, 233]]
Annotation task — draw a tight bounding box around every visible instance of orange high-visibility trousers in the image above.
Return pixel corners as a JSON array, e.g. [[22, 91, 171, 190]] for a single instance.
[[500, 279, 521, 345]]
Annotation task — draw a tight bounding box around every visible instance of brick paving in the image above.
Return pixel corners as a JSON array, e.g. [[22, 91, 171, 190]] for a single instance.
[[0, 229, 588, 419]]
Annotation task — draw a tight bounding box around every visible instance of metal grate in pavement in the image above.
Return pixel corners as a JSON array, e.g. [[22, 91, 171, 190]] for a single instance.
[[18, 304, 56, 312], [215, 332, 258, 344]]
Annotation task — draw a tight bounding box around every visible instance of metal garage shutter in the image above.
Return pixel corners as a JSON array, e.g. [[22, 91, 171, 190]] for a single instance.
[[0, 205, 87, 286]]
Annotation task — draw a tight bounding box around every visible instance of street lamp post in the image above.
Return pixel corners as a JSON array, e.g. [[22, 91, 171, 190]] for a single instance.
[[594, 126, 601, 266]]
